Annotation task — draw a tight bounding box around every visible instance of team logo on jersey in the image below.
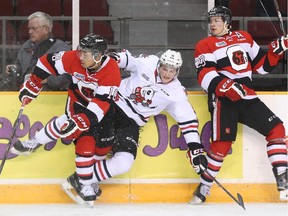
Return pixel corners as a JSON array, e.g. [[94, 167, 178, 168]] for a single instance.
[[215, 41, 227, 47], [129, 85, 156, 107], [77, 80, 98, 100], [73, 72, 85, 80]]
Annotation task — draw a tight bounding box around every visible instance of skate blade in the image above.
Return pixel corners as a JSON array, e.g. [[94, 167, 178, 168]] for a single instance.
[[188, 196, 204, 205], [61, 181, 94, 208], [279, 190, 288, 201], [10, 147, 32, 156]]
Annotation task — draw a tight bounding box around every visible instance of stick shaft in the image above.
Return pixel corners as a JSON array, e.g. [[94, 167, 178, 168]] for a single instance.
[[0, 102, 25, 174], [273, 0, 286, 35], [200, 164, 245, 210]]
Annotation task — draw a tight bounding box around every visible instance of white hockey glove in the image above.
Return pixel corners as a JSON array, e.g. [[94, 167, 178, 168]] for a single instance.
[[187, 143, 208, 175], [60, 113, 90, 140], [108, 52, 120, 63], [269, 35, 288, 55], [215, 78, 246, 101]]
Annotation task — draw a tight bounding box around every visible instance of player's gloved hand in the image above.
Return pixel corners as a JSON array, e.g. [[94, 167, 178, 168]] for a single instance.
[[187, 143, 208, 174], [19, 74, 43, 105], [60, 113, 90, 140], [215, 78, 246, 101], [108, 52, 120, 62], [269, 35, 288, 55]]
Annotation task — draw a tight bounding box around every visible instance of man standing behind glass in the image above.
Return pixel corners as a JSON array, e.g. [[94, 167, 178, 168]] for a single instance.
[[5, 11, 71, 90]]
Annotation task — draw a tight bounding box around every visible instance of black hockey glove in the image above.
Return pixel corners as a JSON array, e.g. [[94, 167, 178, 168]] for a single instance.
[[187, 142, 208, 175]]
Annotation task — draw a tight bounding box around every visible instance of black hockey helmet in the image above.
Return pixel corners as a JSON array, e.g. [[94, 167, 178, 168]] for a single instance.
[[207, 6, 232, 27], [78, 33, 107, 56]]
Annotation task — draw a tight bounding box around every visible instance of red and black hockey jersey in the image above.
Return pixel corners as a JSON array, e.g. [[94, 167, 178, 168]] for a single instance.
[[33, 50, 121, 121], [195, 30, 284, 99]]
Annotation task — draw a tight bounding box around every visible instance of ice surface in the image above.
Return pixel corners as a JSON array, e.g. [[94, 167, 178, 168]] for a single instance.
[[0, 203, 287, 216]]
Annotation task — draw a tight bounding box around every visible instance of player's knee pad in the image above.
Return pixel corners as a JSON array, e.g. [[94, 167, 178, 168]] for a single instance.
[[75, 136, 95, 156], [265, 123, 286, 142], [210, 141, 232, 158], [107, 152, 134, 176], [112, 138, 138, 159]]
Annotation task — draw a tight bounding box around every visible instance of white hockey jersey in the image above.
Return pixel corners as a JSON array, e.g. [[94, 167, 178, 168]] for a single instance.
[[115, 50, 201, 144]]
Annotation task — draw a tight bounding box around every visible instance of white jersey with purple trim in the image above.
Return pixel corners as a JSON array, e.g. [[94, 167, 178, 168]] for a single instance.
[[115, 50, 200, 144]]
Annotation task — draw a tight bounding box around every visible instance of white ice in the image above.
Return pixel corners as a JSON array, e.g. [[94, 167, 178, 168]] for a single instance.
[[0, 203, 287, 216]]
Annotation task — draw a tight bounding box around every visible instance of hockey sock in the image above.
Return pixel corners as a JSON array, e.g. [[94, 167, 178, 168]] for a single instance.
[[267, 139, 288, 172], [201, 151, 224, 186], [35, 114, 68, 143], [93, 152, 134, 182]]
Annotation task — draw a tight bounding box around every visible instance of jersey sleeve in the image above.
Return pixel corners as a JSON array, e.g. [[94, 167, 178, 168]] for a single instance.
[[195, 39, 222, 93], [95, 58, 121, 100], [250, 42, 284, 75], [33, 50, 72, 80], [165, 89, 201, 144]]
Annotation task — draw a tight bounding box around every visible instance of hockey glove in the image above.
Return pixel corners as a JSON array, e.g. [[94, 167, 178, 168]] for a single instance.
[[19, 74, 43, 105], [215, 78, 246, 101], [108, 52, 120, 63], [60, 113, 90, 140], [187, 143, 208, 175], [269, 35, 288, 55]]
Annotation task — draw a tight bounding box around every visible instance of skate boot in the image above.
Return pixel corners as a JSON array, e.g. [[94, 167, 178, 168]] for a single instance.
[[273, 167, 288, 201], [61, 172, 96, 207], [189, 183, 211, 204], [92, 183, 102, 198], [10, 137, 40, 156]]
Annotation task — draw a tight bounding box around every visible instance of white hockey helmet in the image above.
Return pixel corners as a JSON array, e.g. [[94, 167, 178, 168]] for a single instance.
[[157, 49, 183, 74]]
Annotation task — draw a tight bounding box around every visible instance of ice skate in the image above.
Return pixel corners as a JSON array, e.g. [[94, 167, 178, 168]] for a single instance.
[[92, 183, 102, 199], [10, 137, 40, 156], [61, 172, 96, 208], [189, 183, 211, 205], [273, 167, 288, 201]]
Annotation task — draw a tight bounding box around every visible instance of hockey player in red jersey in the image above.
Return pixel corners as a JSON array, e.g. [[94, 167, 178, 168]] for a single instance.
[[190, 6, 288, 204], [10, 34, 121, 207], [69, 49, 208, 199]]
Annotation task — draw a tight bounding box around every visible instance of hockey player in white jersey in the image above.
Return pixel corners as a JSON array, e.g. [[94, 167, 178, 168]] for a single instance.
[[62, 49, 208, 202]]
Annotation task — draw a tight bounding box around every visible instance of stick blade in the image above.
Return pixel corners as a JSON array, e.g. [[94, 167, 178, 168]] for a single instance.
[[237, 193, 246, 210]]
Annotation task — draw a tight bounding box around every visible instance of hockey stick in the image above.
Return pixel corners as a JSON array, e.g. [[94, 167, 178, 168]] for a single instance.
[[259, 0, 286, 36], [0, 100, 26, 174], [200, 164, 246, 210], [273, 0, 286, 36]]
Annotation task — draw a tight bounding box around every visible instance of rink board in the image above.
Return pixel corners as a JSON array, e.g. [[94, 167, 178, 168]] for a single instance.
[[0, 183, 282, 203], [0, 92, 287, 203]]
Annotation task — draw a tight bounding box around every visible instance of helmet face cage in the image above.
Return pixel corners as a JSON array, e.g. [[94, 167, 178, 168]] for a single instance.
[[207, 6, 232, 27], [158, 49, 183, 71], [78, 33, 107, 57]]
